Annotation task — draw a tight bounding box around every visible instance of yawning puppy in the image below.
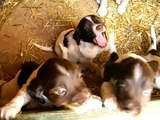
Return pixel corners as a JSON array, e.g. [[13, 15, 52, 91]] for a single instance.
[[33, 14, 108, 71], [96, 0, 129, 16], [0, 58, 102, 120], [100, 31, 155, 115]]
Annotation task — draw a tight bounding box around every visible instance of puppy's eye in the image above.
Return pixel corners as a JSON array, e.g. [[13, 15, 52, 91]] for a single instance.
[[56, 88, 66, 96], [78, 73, 83, 79], [119, 84, 127, 91], [50, 87, 67, 97], [96, 25, 103, 31]]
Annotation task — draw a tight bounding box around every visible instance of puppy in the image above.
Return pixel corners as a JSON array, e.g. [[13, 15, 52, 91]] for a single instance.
[[33, 14, 108, 72], [144, 26, 160, 89], [100, 31, 156, 115], [0, 61, 39, 107], [96, 0, 129, 16], [0, 57, 102, 120]]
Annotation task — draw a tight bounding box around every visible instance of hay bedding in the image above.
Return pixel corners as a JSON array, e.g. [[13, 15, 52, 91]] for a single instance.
[[0, 0, 160, 95]]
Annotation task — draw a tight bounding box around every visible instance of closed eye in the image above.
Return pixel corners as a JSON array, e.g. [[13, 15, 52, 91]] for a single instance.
[[119, 84, 127, 91]]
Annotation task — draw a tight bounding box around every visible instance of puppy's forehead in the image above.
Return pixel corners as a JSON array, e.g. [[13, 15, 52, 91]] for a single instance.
[[55, 63, 70, 77], [133, 63, 143, 82], [85, 15, 102, 24]]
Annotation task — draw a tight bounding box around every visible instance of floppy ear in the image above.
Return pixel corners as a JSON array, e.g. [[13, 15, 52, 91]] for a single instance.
[[148, 60, 159, 73], [73, 28, 81, 45], [59, 43, 68, 59], [27, 79, 46, 104]]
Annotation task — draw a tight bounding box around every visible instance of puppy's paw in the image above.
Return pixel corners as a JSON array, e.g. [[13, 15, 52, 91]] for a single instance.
[[117, 5, 126, 15], [96, 0, 101, 4], [97, 7, 107, 16], [75, 95, 102, 114], [88, 95, 103, 111], [0, 103, 21, 120], [116, 0, 121, 5], [103, 97, 117, 111]]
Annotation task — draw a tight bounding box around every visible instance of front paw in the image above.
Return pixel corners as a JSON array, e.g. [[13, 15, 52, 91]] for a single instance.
[[103, 97, 117, 111], [0, 103, 21, 120], [97, 7, 107, 16], [96, 0, 101, 4], [116, 0, 121, 5], [117, 5, 126, 15], [75, 95, 102, 114]]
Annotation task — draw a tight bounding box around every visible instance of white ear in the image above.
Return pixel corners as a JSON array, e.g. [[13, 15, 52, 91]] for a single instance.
[[59, 43, 68, 59]]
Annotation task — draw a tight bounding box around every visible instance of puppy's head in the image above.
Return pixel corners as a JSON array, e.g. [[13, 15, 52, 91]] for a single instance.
[[27, 58, 91, 110], [105, 57, 154, 115], [116, 58, 154, 114], [73, 14, 107, 48]]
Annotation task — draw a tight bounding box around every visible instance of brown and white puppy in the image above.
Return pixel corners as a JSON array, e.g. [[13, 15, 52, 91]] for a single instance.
[[33, 15, 108, 71], [0, 58, 102, 120], [144, 26, 160, 89], [96, 0, 129, 16], [100, 31, 156, 115]]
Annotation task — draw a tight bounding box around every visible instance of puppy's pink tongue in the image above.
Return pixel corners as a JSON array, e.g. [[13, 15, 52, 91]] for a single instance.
[[95, 34, 107, 47]]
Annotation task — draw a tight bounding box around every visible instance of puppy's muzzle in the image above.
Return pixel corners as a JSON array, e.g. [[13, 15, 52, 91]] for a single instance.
[[120, 101, 141, 115]]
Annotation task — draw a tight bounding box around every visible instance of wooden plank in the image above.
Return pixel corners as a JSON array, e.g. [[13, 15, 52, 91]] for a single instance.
[[14, 100, 160, 120]]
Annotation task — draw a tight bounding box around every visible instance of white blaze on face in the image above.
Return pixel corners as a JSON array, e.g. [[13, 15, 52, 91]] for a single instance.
[[133, 64, 143, 82], [56, 63, 70, 77]]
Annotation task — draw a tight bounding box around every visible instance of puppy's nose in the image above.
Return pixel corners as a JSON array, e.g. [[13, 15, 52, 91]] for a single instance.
[[123, 102, 134, 110], [122, 102, 141, 115]]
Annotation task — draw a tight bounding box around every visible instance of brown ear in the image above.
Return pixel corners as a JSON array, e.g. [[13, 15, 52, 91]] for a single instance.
[[148, 60, 159, 73]]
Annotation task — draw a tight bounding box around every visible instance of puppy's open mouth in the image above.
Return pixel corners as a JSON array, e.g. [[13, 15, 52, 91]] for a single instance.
[[94, 32, 107, 48]]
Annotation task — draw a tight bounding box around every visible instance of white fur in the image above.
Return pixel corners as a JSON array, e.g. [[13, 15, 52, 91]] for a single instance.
[[32, 43, 53, 52], [148, 26, 157, 51], [70, 95, 102, 113], [79, 41, 108, 60], [97, 0, 108, 16], [96, 0, 129, 16], [133, 64, 142, 82], [56, 63, 70, 77], [117, 0, 129, 15], [154, 75, 160, 89], [109, 31, 117, 53]]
